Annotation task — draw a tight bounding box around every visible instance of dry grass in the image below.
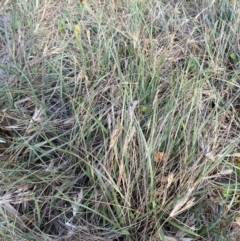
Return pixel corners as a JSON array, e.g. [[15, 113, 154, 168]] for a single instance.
[[0, 0, 240, 240]]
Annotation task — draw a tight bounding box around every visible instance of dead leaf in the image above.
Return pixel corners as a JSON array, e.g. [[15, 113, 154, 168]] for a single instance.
[[235, 217, 240, 226], [128, 101, 138, 119], [131, 30, 140, 49], [164, 236, 177, 241], [234, 156, 240, 165], [170, 197, 195, 218], [72, 189, 83, 216], [156, 172, 174, 187], [109, 127, 121, 149], [141, 38, 150, 53], [31, 107, 44, 122], [170, 187, 195, 217], [166, 173, 174, 188], [86, 27, 91, 45], [154, 151, 167, 162]]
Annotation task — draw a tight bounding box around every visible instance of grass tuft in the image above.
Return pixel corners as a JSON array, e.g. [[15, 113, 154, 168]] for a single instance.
[[1, 0, 240, 240]]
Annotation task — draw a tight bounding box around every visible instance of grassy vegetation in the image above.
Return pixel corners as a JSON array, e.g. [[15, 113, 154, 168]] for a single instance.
[[0, 0, 240, 240]]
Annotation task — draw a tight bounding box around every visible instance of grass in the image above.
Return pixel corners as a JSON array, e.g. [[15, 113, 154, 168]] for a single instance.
[[0, 0, 240, 240]]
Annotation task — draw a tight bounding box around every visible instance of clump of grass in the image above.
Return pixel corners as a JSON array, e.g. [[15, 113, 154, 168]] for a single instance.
[[1, 0, 240, 240]]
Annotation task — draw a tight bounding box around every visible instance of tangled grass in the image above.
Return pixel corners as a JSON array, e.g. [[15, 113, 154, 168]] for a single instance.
[[0, 0, 240, 240]]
